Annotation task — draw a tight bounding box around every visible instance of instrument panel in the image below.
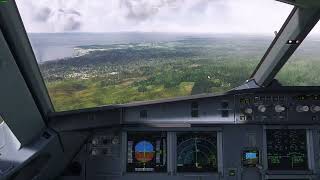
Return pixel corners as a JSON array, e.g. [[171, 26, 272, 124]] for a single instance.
[[86, 127, 314, 180], [60, 88, 320, 180]]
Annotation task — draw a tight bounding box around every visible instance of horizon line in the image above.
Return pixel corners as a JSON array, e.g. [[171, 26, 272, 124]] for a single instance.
[[26, 31, 320, 37], [27, 31, 280, 36]]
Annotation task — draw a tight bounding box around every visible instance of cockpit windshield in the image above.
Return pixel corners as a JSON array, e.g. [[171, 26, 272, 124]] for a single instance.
[[16, 0, 292, 111], [276, 22, 320, 86]]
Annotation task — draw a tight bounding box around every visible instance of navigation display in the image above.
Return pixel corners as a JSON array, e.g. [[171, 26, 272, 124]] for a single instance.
[[266, 129, 308, 170], [177, 132, 218, 172], [127, 132, 167, 172]]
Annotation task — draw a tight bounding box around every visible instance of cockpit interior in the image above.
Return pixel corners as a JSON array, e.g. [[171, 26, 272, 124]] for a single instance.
[[1, 0, 320, 180]]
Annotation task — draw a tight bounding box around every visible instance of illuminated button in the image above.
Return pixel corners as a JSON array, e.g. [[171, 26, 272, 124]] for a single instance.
[[296, 105, 309, 112], [258, 105, 267, 113], [311, 105, 320, 113], [275, 105, 285, 113]]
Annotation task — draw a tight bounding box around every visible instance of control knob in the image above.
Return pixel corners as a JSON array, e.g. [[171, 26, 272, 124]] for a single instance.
[[92, 139, 99, 145], [296, 105, 309, 112], [245, 108, 253, 114], [275, 105, 286, 113], [258, 105, 267, 113], [91, 149, 98, 155], [311, 105, 320, 113]]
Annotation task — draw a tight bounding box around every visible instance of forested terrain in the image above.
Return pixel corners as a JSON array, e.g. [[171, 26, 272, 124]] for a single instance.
[[38, 36, 320, 111]]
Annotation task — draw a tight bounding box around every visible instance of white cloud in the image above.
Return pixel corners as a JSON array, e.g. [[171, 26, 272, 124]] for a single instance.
[[16, 0, 300, 34]]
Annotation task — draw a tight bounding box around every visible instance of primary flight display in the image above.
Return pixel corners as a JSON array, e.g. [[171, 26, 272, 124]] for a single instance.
[[127, 132, 167, 172]]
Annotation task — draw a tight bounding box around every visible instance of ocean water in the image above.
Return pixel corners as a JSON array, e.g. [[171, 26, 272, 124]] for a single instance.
[[27, 33, 320, 63], [27, 33, 279, 63]]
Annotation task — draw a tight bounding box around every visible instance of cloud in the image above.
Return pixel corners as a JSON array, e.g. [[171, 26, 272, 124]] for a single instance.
[[121, 0, 159, 22], [59, 16, 81, 31], [16, 0, 83, 32], [118, 0, 212, 22], [16, 0, 300, 34], [55, 9, 82, 31], [34, 7, 51, 22], [58, 9, 81, 16]]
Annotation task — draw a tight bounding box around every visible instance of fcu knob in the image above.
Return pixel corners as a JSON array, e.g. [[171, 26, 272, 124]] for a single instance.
[[275, 105, 285, 113], [296, 105, 309, 112], [92, 139, 98, 145], [258, 105, 267, 113], [91, 149, 98, 155], [311, 105, 320, 113], [245, 108, 253, 114]]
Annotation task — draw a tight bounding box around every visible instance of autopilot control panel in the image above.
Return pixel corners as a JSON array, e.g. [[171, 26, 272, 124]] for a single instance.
[[236, 93, 320, 124]]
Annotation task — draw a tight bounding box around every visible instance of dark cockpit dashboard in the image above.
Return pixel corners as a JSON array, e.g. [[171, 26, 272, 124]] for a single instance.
[[43, 86, 320, 180]]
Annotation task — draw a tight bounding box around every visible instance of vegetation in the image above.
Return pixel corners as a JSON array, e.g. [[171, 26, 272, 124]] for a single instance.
[[39, 36, 320, 111]]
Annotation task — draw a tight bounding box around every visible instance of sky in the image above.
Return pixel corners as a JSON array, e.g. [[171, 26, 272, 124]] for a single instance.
[[15, 0, 317, 35]]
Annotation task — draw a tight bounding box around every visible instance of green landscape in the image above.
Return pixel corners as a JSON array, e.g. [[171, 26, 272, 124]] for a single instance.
[[38, 36, 320, 111]]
